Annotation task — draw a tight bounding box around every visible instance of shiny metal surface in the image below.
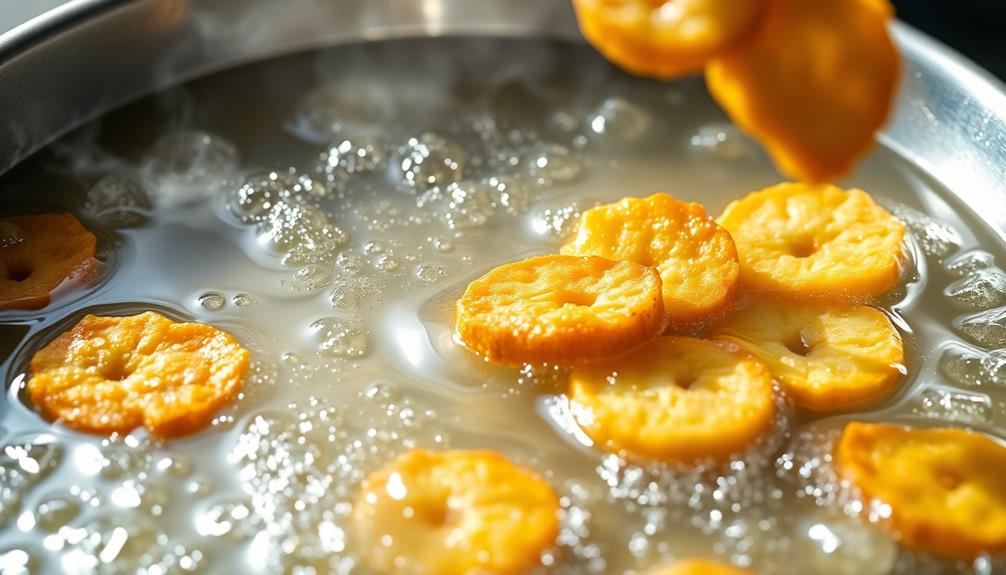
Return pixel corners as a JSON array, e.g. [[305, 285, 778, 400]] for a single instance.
[[0, 0, 1004, 240]]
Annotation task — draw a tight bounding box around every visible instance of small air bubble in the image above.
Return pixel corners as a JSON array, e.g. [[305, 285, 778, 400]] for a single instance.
[[232, 293, 256, 307], [197, 292, 225, 311]]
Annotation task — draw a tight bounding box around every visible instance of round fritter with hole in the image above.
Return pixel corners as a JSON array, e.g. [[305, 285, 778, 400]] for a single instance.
[[561, 193, 739, 328], [717, 183, 904, 299], [572, 0, 767, 80], [834, 422, 1006, 560], [28, 311, 249, 438], [569, 336, 775, 462], [352, 449, 560, 575], [456, 254, 665, 366], [713, 297, 903, 411], [0, 213, 98, 311], [705, 0, 899, 182]]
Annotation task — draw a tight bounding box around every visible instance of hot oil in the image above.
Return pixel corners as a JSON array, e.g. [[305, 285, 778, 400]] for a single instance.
[[0, 37, 1004, 575]]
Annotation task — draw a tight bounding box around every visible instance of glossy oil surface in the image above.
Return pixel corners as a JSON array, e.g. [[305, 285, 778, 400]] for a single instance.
[[0, 37, 1004, 575]]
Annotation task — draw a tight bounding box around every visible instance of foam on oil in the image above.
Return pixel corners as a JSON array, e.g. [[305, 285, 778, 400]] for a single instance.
[[0, 37, 1004, 575]]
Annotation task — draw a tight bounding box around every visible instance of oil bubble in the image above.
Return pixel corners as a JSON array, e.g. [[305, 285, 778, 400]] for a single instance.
[[587, 97, 651, 143], [229, 170, 326, 224], [913, 387, 992, 425], [317, 135, 387, 189], [309, 317, 370, 359], [955, 306, 1006, 348], [415, 264, 449, 283], [945, 249, 995, 277], [142, 130, 238, 207], [232, 293, 256, 307], [485, 175, 531, 215], [881, 200, 961, 261], [531, 198, 593, 239], [443, 181, 495, 230], [35, 494, 82, 532], [690, 122, 752, 159], [85, 174, 151, 228], [791, 512, 897, 575], [944, 268, 1006, 310], [197, 292, 225, 311], [526, 143, 583, 185]]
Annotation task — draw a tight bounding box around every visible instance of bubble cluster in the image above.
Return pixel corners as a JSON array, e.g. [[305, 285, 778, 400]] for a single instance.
[[531, 198, 593, 239], [395, 132, 467, 193], [195, 497, 257, 540], [228, 169, 348, 266], [0, 435, 63, 524], [941, 347, 1006, 389], [945, 249, 995, 277], [689, 122, 752, 159], [775, 427, 854, 510], [881, 200, 961, 261], [49, 514, 186, 575], [228, 390, 446, 573], [281, 264, 334, 294], [596, 395, 791, 546], [316, 135, 388, 191], [442, 181, 495, 230], [954, 306, 1006, 348], [84, 174, 151, 228], [141, 130, 238, 207], [945, 268, 1006, 310], [228, 169, 327, 224]]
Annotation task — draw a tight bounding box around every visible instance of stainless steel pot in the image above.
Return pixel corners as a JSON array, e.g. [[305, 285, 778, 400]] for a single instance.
[[1, 0, 1005, 235]]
